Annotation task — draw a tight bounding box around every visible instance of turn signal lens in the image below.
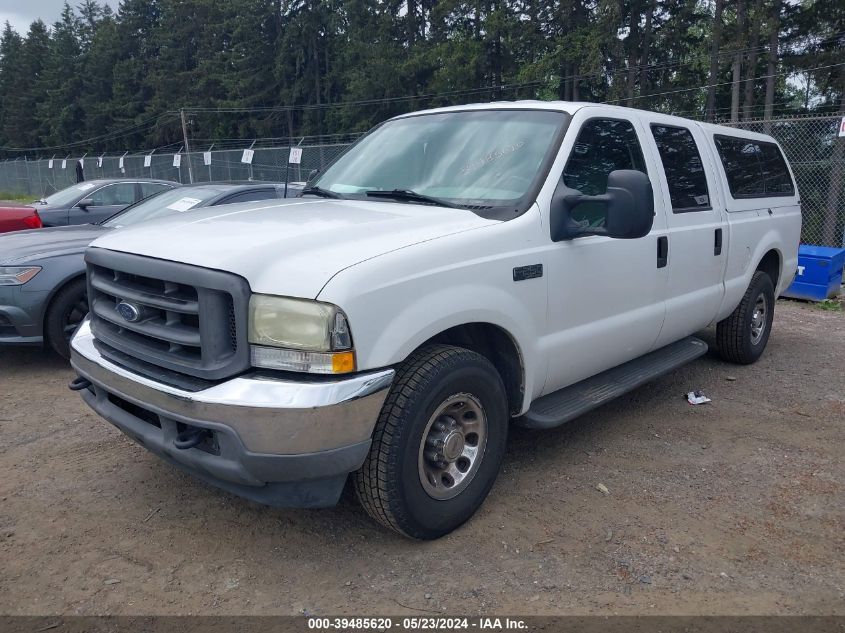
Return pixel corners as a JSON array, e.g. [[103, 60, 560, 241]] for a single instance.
[[331, 351, 356, 374], [250, 345, 357, 374]]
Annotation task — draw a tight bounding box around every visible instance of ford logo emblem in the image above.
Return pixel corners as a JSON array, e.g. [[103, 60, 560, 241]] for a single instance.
[[116, 301, 142, 323]]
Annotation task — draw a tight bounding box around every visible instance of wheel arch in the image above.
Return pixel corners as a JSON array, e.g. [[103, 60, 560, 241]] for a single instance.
[[418, 322, 525, 417], [755, 248, 782, 289], [41, 272, 88, 339]]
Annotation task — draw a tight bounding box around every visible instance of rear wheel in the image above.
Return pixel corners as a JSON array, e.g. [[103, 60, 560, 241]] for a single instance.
[[716, 271, 775, 365], [44, 278, 89, 359], [354, 345, 508, 539]]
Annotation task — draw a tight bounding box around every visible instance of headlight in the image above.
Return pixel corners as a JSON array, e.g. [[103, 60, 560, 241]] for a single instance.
[[248, 295, 355, 374], [0, 266, 42, 286]]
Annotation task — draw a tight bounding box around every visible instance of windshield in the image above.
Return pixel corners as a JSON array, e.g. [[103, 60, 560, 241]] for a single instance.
[[40, 182, 101, 207], [102, 186, 222, 228], [312, 109, 568, 213]]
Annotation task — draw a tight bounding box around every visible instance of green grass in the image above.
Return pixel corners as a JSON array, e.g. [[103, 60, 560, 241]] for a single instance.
[[816, 297, 843, 311], [0, 190, 34, 203]]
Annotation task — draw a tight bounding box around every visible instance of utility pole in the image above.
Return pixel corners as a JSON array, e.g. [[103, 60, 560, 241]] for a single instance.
[[180, 108, 195, 184]]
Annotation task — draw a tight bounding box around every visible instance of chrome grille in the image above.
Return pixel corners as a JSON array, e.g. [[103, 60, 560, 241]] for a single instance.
[[85, 248, 250, 382]]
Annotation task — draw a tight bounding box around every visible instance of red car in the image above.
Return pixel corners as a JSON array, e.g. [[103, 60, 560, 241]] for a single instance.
[[0, 204, 42, 233]]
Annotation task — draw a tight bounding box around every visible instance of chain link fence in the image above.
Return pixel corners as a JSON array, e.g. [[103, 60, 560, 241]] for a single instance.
[[1, 114, 843, 246], [0, 142, 356, 200], [721, 114, 845, 247]]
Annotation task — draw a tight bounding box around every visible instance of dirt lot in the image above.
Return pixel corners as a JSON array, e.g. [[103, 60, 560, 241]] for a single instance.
[[0, 300, 843, 616]]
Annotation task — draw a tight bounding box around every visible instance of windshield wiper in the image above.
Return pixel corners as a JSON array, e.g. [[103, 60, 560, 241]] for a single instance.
[[300, 186, 344, 199], [365, 189, 460, 209]]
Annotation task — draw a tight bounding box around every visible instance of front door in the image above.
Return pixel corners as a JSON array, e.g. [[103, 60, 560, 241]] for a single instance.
[[542, 111, 669, 395], [71, 182, 138, 225]]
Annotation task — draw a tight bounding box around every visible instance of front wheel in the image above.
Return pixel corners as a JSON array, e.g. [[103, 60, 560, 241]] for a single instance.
[[44, 278, 89, 359], [354, 345, 508, 539], [716, 271, 775, 365]]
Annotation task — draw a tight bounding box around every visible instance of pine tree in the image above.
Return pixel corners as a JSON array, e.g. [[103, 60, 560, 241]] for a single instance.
[[0, 22, 24, 146], [37, 4, 85, 146]]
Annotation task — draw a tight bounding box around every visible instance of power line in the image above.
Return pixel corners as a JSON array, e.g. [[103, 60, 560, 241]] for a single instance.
[[3, 35, 841, 154], [0, 112, 179, 152], [602, 62, 845, 104], [181, 35, 845, 116]]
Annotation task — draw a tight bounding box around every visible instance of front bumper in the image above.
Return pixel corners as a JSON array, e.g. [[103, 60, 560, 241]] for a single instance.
[[0, 285, 46, 344], [70, 319, 394, 507]]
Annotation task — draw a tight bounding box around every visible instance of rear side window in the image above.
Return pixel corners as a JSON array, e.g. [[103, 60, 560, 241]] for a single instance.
[[650, 125, 711, 212], [223, 189, 278, 204], [141, 182, 172, 198], [759, 144, 794, 195], [714, 135, 794, 198]]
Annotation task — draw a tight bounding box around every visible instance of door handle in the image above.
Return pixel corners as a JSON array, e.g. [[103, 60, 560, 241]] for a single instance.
[[714, 228, 723, 256], [657, 236, 668, 268]]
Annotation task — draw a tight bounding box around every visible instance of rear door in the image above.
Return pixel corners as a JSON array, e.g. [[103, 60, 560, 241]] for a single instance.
[[646, 118, 728, 347]]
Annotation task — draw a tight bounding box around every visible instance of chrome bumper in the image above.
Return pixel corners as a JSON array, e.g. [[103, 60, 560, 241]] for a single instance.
[[69, 319, 394, 507]]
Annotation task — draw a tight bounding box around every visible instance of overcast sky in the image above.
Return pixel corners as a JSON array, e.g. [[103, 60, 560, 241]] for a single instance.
[[1, 0, 120, 35]]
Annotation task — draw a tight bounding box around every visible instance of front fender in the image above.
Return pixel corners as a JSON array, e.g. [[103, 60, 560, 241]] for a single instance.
[[369, 283, 531, 367], [20, 255, 87, 328], [317, 212, 549, 413]]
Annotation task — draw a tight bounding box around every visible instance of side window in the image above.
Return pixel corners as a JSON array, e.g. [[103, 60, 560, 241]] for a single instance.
[[223, 190, 277, 204], [89, 183, 136, 206], [714, 136, 764, 197], [714, 135, 794, 198], [563, 118, 647, 225], [650, 125, 711, 212], [141, 182, 172, 199], [759, 143, 794, 195]]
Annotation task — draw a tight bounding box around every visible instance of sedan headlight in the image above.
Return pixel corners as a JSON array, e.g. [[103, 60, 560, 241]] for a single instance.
[[248, 295, 355, 374], [0, 266, 42, 286]]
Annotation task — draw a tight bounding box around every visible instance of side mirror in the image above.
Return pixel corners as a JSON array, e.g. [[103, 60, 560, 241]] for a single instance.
[[550, 170, 654, 241], [308, 169, 320, 181], [77, 198, 94, 210]]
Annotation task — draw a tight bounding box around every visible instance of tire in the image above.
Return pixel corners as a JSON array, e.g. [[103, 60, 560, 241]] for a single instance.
[[44, 278, 89, 359], [354, 345, 508, 539], [716, 271, 775, 365]]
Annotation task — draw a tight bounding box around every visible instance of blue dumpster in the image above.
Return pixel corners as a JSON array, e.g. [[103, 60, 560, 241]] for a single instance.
[[781, 244, 845, 301]]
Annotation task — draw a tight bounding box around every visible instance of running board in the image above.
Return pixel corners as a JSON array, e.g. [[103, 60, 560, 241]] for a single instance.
[[520, 337, 708, 430]]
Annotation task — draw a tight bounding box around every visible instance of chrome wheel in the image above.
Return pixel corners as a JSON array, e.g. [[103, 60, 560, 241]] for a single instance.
[[418, 393, 488, 500], [750, 292, 768, 345]]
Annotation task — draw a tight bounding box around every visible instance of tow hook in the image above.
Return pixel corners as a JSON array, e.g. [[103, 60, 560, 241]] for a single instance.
[[174, 427, 210, 450], [68, 376, 92, 391]]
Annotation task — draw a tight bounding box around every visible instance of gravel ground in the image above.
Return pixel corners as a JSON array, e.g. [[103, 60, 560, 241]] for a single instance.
[[0, 300, 843, 616]]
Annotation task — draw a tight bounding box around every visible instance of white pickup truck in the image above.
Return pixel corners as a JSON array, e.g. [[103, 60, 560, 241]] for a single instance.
[[69, 101, 800, 539]]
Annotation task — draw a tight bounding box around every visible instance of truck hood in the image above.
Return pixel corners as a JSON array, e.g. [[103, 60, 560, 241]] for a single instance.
[[89, 198, 498, 297], [0, 224, 109, 264]]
